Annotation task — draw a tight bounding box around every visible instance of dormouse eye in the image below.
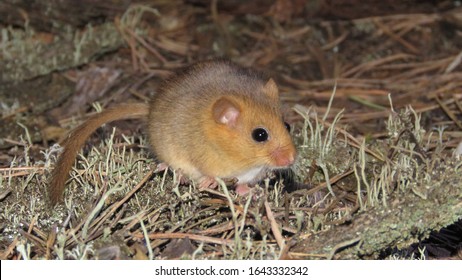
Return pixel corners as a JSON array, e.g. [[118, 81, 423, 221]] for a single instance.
[[252, 128, 269, 142], [284, 122, 291, 132]]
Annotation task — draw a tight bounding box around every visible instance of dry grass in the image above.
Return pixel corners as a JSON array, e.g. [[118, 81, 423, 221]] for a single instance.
[[1, 99, 461, 259]]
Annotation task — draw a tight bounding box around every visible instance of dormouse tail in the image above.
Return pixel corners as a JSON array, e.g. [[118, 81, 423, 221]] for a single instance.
[[49, 103, 150, 205]]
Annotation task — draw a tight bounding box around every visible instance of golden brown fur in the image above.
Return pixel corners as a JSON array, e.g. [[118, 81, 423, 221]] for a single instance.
[[49, 60, 296, 205], [49, 103, 149, 204]]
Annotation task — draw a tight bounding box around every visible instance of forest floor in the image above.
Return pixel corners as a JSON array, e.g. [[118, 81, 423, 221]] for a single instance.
[[0, 0, 461, 260]]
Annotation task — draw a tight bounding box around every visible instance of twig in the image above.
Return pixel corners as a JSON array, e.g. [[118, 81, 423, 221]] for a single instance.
[[327, 237, 361, 260], [87, 169, 155, 235], [1, 237, 19, 259], [435, 95, 462, 130], [264, 199, 285, 251], [124, 28, 168, 65], [373, 18, 420, 54], [139, 232, 234, 246]]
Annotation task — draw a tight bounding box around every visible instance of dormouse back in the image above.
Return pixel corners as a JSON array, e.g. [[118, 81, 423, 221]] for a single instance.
[[153, 60, 279, 110]]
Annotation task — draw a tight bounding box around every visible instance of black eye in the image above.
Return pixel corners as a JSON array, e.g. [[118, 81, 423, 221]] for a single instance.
[[252, 128, 269, 142], [284, 122, 291, 132]]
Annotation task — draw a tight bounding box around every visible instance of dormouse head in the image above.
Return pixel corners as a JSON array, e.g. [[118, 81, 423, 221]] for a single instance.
[[208, 78, 297, 174]]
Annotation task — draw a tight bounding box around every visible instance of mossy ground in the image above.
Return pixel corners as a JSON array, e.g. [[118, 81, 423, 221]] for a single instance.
[[1, 1, 461, 260]]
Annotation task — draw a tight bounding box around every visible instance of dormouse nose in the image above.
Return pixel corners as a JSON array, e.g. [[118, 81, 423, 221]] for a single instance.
[[271, 145, 296, 167]]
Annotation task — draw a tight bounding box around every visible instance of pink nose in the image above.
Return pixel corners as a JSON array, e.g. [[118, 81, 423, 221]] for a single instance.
[[272, 147, 296, 167]]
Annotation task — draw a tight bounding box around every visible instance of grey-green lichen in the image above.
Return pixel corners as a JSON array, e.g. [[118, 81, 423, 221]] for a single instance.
[[290, 105, 462, 259], [0, 22, 124, 83], [1, 102, 461, 259]]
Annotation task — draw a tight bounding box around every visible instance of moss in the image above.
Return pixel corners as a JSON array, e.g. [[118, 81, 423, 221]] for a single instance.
[[0, 22, 124, 83]]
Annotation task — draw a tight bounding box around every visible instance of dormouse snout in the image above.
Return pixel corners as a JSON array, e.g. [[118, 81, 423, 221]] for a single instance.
[[271, 145, 296, 167]]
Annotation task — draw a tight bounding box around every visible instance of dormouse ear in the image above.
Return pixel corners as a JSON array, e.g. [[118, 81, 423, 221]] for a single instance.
[[212, 97, 240, 127], [263, 78, 279, 100]]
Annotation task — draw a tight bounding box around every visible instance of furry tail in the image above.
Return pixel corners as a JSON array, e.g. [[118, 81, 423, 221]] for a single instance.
[[49, 103, 150, 205]]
